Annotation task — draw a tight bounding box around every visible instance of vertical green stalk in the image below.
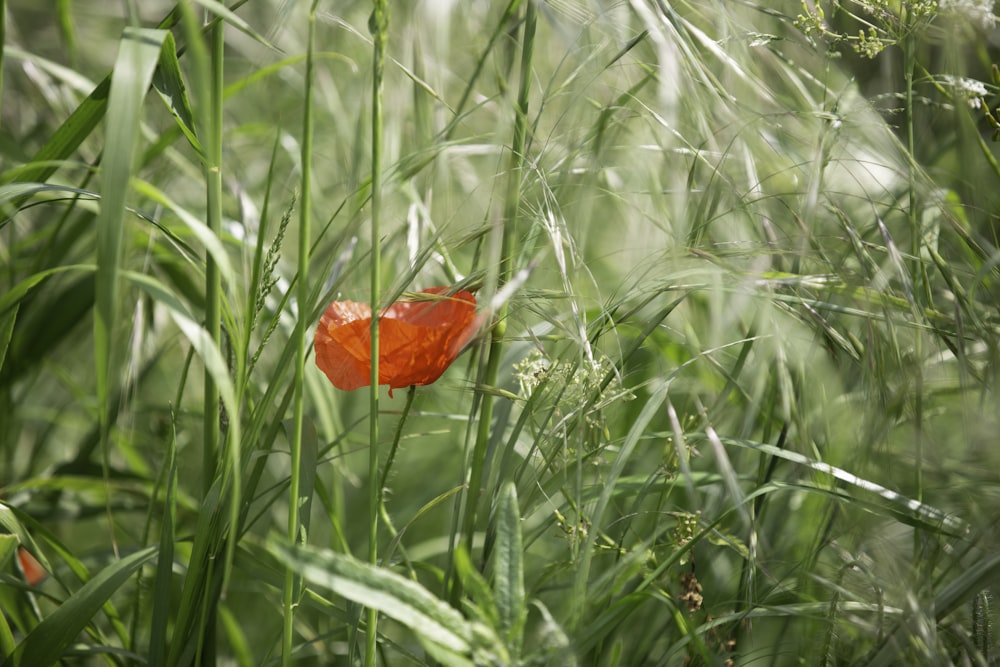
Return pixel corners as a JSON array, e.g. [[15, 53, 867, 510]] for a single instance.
[[901, 8, 923, 507], [368, 0, 388, 664], [0, 0, 6, 128], [460, 0, 536, 565], [282, 4, 319, 665], [203, 8, 224, 501], [202, 16, 225, 666]]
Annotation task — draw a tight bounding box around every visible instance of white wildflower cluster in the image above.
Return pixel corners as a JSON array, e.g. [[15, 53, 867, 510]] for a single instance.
[[942, 75, 989, 109], [513, 349, 633, 437], [939, 0, 997, 30], [514, 349, 552, 398]]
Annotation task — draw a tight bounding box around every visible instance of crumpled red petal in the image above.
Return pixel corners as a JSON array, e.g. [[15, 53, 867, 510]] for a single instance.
[[314, 286, 478, 395]]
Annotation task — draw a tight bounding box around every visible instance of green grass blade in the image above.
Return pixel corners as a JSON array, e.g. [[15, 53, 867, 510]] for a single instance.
[[571, 378, 672, 628], [269, 541, 507, 661], [94, 26, 167, 505], [0, 303, 17, 376], [493, 481, 526, 658], [190, 0, 277, 51], [10, 546, 157, 667], [123, 270, 236, 415], [151, 32, 203, 160], [164, 480, 222, 667], [0, 76, 110, 186], [147, 414, 178, 667], [131, 179, 235, 284]]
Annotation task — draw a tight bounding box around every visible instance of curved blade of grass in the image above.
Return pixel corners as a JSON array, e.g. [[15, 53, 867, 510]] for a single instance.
[[131, 179, 235, 286], [0, 74, 110, 186], [9, 546, 157, 667], [269, 541, 505, 659], [0, 304, 16, 377], [94, 27, 167, 509], [865, 554, 1000, 667], [0, 263, 94, 317], [571, 378, 672, 628], [191, 0, 276, 51], [0, 182, 98, 207], [454, 546, 499, 630], [150, 31, 203, 160], [123, 270, 236, 415], [723, 438, 966, 534]]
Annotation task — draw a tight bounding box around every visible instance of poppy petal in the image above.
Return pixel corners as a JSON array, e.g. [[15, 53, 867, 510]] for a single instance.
[[17, 546, 47, 586], [314, 287, 478, 393], [315, 302, 373, 391]]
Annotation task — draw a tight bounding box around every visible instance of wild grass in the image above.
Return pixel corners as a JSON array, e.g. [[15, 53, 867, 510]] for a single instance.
[[2, 0, 999, 665]]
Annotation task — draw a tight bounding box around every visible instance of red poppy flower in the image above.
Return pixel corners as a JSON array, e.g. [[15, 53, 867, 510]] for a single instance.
[[314, 286, 479, 396]]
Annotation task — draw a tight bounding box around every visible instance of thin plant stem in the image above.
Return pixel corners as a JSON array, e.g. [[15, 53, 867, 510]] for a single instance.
[[902, 7, 923, 510], [203, 22, 223, 502], [199, 15, 226, 666], [379, 385, 416, 493], [460, 0, 536, 573], [282, 3, 319, 666], [367, 0, 389, 664]]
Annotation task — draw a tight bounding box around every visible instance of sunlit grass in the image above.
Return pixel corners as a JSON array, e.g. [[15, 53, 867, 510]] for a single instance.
[[1, 1, 999, 665]]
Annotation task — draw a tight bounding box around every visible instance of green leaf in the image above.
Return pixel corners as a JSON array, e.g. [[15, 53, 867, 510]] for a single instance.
[[571, 378, 672, 625], [191, 0, 277, 52], [123, 270, 236, 415], [0, 77, 110, 186], [269, 541, 506, 661], [94, 26, 169, 466], [0, 303, 17, 378], [453, 546, 499, 630], [132, 179, 235, 287], [494, 482, 526, 657], [0, 264, 93, 318], [10, 546, 157, 667], [0, 273, 95, 384], [148, 417, 178, 667], [165, 480, 223, 667], [151, 32, 203, 160], [0, 534, 18, 571], [0, 182, 98, 208]]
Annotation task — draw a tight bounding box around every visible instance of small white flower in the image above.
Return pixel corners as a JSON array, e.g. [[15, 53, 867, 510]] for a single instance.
[[939, 0, 997, 30], [941, 75, 989, 109]]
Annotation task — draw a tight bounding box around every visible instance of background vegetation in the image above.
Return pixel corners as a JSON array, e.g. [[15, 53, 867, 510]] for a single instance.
[[2, 0, 999, 664]]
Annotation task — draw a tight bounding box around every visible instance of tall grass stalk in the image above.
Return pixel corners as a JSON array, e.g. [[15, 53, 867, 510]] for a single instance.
[[901, 4, 925, 514], [281, 2, 319, 664], [367, 0, 388, 664], [459, 0, 537, 579], [178, 5, 227, 661], [203, 12, 224, 505]]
